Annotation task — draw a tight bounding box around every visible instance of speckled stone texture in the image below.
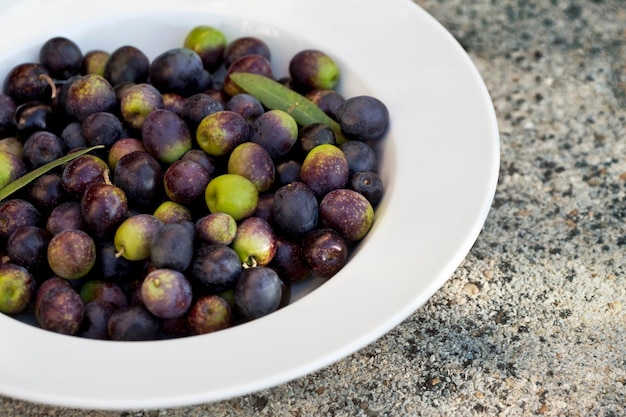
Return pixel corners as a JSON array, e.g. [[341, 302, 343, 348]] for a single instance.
[[1, 0, 625, 416]]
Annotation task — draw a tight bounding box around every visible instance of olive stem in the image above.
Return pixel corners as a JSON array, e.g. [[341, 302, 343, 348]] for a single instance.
[[242, 256, 258, 269], [286, 102, 300, 113], [103, 169, 112, 186], [39, 74, 58, 100]]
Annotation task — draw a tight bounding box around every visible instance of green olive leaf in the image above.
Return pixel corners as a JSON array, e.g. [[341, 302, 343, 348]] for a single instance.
[[0, 145, 105, 202], [229, 72, 347, 144]]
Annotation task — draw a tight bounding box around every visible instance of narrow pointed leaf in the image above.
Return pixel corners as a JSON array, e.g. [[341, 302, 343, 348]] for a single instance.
[[0, 145, 105, 201], [229, 72, 346, 144]]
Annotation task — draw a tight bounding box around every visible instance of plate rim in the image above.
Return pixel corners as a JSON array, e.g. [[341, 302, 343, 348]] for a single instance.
[[0, 0, 500, 409]]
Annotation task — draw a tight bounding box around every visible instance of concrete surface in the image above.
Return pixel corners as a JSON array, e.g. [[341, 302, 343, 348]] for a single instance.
[[0, 0, 624, 415]]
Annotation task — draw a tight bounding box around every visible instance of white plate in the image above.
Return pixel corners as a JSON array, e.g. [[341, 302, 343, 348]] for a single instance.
[[0, 0, 499, 410]]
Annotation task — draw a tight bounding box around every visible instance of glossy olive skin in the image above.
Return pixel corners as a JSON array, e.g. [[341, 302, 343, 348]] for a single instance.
[[190, 244, 242, 292], [196, 110, 250, 157], [275, 160, 301, 187], [80, 182, 129, 239], [299, 123, 336, 154], [272, 181, 318, 239], [227, 142, 275, 193], [299, 144, 349, 198], [60, 121, 87, 149], [3, 63, 54, 104], [141, 109, 192, 164], [0, 150, 27, 191], [107, 138, 146, 172], [340, 140, 377, 174], [113, 214, 163, 262], [319, 188, 374, 241], [180, 149, 217, 176], [61, 154, 109, 198], [188, 294, 233, 335], [21, 131, 66, 170], [163, 159, 210, 206], [335, 95, 390, 142], [289, 49, 340, 92], [119, 83, 165, 130], [234, 266, 283, 321], [0, 199, 41, 241], [79, 300, 116, 340], [150, 223, 195, 272], [14, 101, 62, 140], [81, 49, 110, 76], [181, 93, 224, 133], [79, 280, 128, 310], [153, 201, 193, 225], [92, 241, 135, 281], [195, 212, 237, 245], [0, 262, 36, 314], [80, 111, 123, 148], [45, 201, 84, 236], [5, 226, 50, 272], [0, 137, 22, 158], [350, 171, 384, 207], [104, 45, 150, 86], [250, 109, 298, 160], [46, 229, 96, 280], [223, 36, 271, 69], [114, 151, 164, 209], [269, 236, 310, 283], [302, 228, 348, 278], [148, 47, 205, 96], [35, 277, 84, 335], [141, 268, 193, 320], [26, 174, 66, 213], [161, 92, 186, 116], [253, 192, 275, 227], [39, 36, 83, 80], [0, 94, 17, 138], [223, 54, 274, 97], [107, 305, 160, 341], [184, 25, 227, 72], [305, 88, 345, 119], [232, 216, 277, 267], [63, 74, 118, 122], [225, 93, 264, 123]]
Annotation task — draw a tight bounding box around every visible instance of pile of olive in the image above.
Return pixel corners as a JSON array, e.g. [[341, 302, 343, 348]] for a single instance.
[[0, 25, 389, 341]]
